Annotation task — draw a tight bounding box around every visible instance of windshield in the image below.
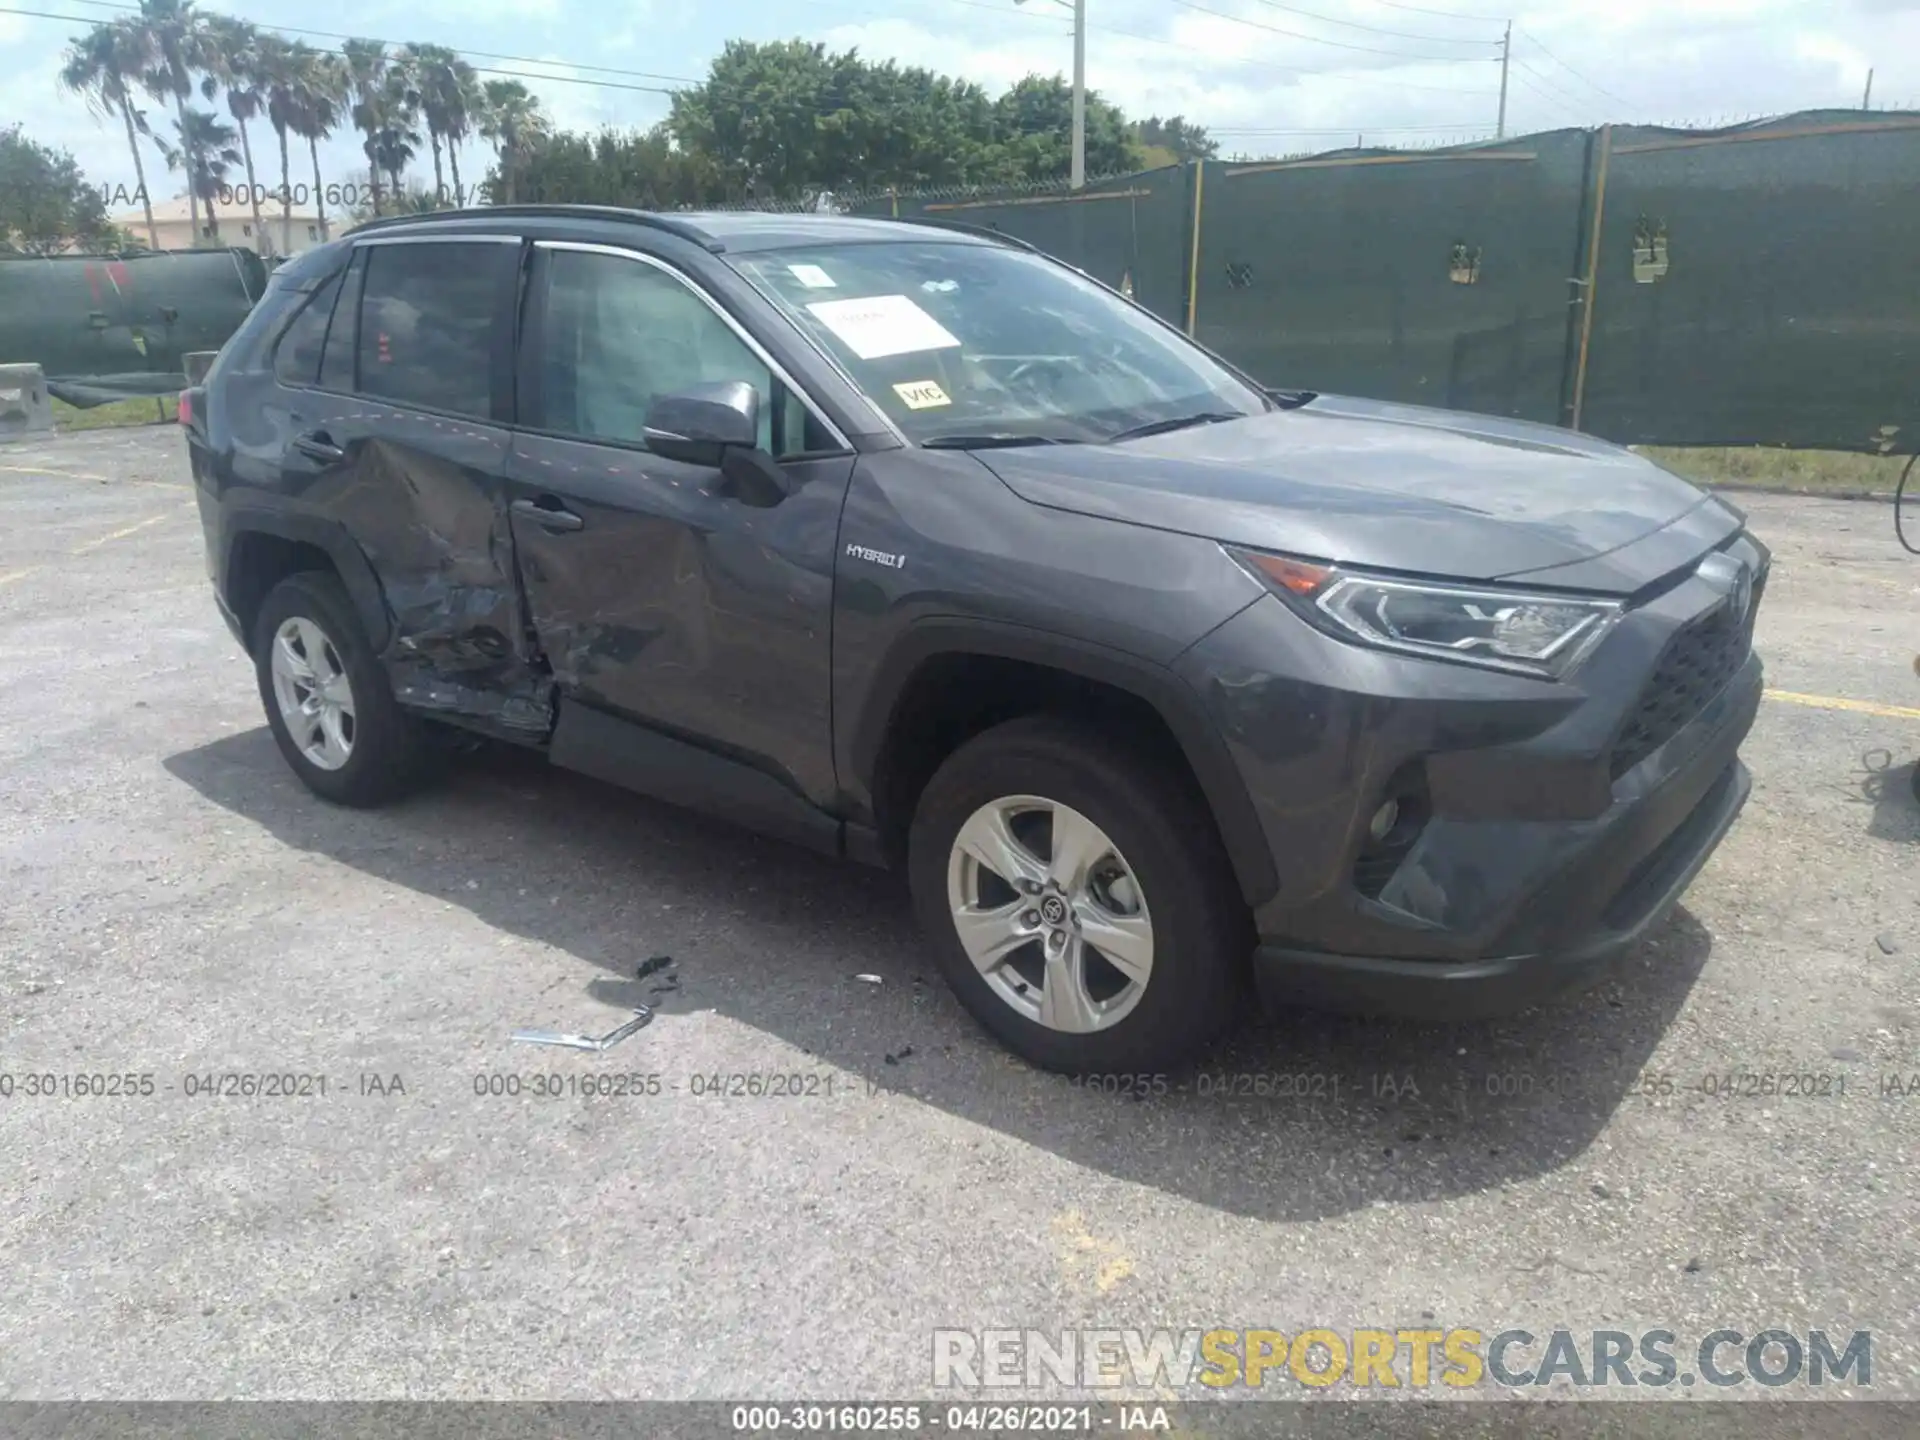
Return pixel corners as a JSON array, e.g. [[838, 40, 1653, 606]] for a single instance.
[[730, 240, 1269, 445]]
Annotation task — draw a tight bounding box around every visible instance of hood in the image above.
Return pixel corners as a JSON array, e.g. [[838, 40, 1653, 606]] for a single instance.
[[975, 393, 1732, 590]]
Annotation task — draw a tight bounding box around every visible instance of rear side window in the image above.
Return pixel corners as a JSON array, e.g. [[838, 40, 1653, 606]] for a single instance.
[[271, 271, 343, 386], [318, 252, 363, 392], [354, 242, 508, 418]]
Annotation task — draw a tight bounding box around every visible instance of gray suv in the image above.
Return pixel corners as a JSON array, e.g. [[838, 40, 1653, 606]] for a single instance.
[[182, 205, 1766, 1073]]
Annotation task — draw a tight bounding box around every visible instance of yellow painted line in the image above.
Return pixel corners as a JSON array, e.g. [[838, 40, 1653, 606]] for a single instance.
[[0, 567, 43, 587], [0, 464, 186, 491], [1766, 689, 1920, 721], [69, 512, 169, 555]]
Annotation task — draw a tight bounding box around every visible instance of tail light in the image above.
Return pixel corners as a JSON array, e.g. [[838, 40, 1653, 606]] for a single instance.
[[177, 390, 193, 427]]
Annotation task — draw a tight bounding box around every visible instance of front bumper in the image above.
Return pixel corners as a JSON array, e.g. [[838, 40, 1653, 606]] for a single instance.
[[1176, 530, 1767, 1019], [1251, 753, 1749, 1019]]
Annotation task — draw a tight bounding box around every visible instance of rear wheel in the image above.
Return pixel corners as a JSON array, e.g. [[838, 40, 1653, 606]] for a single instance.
[[908, 715, 1250, 1073], [253, 571, 429, 807]]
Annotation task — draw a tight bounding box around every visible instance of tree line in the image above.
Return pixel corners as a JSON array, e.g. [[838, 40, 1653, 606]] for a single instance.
[[54, 0, 540, 252], [513, 40, 1218, 209], [21, 7, 1219, 255]]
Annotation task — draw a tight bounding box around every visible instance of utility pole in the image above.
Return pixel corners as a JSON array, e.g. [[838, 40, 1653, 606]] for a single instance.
[[1018, 0, 1087, 188], [1072, 0, 1086, 188], [1863, 68, 1875, 110], [1496, 20, 1511, 139]]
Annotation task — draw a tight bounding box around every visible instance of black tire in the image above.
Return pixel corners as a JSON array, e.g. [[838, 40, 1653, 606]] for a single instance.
[[907, 714, 1252, 1074], [252, 570, 431, 807]]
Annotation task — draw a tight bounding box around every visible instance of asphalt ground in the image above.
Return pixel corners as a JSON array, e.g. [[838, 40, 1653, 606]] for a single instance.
[[1, 427, 1916, 1428]]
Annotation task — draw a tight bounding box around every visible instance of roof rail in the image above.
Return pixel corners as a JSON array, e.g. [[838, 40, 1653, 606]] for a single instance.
[[342, 205, 725, 252], [879, 214, 1040, 253]]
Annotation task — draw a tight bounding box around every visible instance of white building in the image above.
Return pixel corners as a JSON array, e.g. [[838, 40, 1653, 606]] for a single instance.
[[111, 192, 332, 256]]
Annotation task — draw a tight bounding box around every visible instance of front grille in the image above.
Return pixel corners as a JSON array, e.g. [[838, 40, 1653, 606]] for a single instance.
[[1608, 570, 1764, 779]]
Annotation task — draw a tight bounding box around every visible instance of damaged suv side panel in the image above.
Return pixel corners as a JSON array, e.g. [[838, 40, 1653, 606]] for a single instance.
[[206, 230, 554, 740]]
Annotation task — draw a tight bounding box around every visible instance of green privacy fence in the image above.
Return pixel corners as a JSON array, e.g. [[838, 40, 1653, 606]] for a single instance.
[[856, 110, 1920, 454]]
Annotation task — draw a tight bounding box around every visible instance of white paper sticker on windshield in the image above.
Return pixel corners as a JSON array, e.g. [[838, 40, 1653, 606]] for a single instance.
[[892, 380, 951, 410], [788, 263, 837, 288], [805, 294, 961, 360]]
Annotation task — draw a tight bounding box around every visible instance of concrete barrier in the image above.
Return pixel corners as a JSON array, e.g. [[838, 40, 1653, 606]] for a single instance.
[[182, 351, 218, 386], [0, 363, 54, 441]]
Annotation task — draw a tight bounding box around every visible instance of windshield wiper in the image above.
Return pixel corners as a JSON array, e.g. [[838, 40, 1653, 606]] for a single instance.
[[1105, 411, 1245, 444], [920, 433, 1079, 450]]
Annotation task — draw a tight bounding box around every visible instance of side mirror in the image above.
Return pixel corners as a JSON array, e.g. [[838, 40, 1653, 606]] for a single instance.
[[642, 380, 760, 467]]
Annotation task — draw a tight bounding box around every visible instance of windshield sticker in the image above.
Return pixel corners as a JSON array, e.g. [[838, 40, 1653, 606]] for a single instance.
[[892, 380, 951, 410], [788, 263, 837, 289], [805, 294, 962, 360]]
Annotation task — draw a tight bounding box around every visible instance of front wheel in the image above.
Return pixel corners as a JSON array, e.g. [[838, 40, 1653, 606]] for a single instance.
[[907, 715, 1251, 1073]]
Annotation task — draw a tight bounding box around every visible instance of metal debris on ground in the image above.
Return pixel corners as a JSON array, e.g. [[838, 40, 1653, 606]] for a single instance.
[[855, 974, 883, 985], [511, 1005, 655, 1053]]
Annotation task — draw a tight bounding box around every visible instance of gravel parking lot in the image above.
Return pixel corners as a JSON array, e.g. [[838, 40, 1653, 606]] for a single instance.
[[2, 427, 1917, 1419]]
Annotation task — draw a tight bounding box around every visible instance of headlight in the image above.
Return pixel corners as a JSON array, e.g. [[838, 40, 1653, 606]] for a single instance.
[[1232, 550, 1621, 678]]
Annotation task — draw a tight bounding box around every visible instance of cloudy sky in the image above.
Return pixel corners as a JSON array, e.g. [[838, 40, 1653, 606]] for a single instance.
[[3, 0, 1916, 205]]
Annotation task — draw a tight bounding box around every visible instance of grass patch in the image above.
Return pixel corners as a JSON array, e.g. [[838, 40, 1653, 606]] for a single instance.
[[1641, 446, 1912, 497], [54, 395, 177, 432]]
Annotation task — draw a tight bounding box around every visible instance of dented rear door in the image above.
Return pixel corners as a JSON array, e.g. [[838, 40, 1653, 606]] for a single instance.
[[311, 232, 551, 740]]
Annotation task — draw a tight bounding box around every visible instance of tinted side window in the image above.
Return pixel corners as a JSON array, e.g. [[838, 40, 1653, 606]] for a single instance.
[[355, 242, 505, 418], [271, 271, 343, 386], [537, 249, 827, 457], [318, 251, 364, 392]]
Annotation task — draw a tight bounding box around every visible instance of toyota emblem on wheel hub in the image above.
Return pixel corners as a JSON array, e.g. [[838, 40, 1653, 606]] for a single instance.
[[1040, 895, 1068, 926]]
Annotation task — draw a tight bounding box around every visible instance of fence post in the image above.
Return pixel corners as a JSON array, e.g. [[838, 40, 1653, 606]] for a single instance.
[[1569, 124, 1614, 432], [1185, 161, 1206, 337]]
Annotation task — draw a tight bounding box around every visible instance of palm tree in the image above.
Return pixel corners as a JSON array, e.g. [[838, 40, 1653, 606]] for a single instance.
[[59, 20, 161, 249], [374, 59, 423, 201], [201, 16, 269, 252], [292, 50, 347, 241], [131, 0, 211, 244], [258, 33, 300, 245], [479, 79, 545, 205], [445, 60, 482, 206], [399, 43, 460, 205], [162, 107, 242, 240], [341, 38, 389, 217]]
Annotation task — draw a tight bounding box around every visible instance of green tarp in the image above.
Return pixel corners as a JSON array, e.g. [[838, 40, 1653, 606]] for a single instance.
[[0, 247, 266, 407], [857, 111, 1920, 454]]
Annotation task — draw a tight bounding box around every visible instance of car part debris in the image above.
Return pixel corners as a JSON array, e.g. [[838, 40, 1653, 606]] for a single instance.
[[512, 1005, 654, 1053], [856, 973, 883, 985], [636, 954, 675, 981]]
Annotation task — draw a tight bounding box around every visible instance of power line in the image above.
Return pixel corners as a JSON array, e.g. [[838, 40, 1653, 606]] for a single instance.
[[1516, 26, 1637, 110], [1506, 71, 1587, 123], [1363, 0, 1511, 19], [51, 0, 705, 83], [1241, 0, 1503, 44], [1091, 16, 1500, 92], [1508, 57, 1588, 113], [1161, 0, 1503, 60]]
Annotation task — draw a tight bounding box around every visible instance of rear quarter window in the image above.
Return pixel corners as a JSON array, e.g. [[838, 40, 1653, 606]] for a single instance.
[[271, 271, 345, 387]]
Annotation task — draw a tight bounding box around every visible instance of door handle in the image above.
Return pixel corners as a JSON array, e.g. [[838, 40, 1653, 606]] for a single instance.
[[291, 430, 345, 464], [511, 497, 585, 532]]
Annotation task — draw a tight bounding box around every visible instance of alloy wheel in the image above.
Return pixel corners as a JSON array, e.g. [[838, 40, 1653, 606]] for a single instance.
[[269, 615, 356, 771], [945, 794, 1154, 1033]]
